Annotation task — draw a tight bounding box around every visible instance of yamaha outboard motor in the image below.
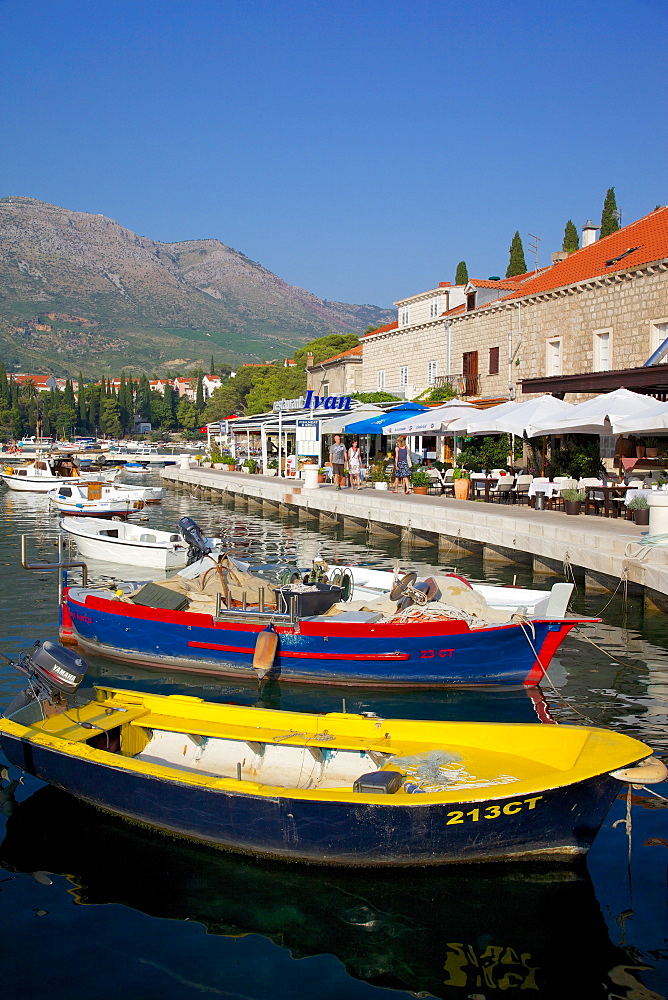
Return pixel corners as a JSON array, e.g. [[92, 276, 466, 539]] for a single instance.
[[2, 641, 89, 718], [178, 516, 214, 564]]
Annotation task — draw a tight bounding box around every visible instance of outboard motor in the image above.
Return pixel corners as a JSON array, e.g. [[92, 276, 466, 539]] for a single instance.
[[178, 516, 214, 564], [2, 641, 89, 718]]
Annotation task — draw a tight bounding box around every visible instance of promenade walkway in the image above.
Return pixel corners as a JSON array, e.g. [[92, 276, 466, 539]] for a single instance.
[[160, 467, 668, 603]]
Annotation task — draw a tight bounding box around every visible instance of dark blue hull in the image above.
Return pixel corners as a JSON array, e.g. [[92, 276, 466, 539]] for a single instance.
[[0, 731, 621, 865], [65, 589, 580, 687]]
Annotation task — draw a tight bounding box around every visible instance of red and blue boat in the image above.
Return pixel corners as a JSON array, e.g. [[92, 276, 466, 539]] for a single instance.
[[60, 560, 596, 687]]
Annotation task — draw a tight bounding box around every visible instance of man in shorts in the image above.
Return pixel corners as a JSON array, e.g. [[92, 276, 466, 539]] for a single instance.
[[329, 434, 347, 490]]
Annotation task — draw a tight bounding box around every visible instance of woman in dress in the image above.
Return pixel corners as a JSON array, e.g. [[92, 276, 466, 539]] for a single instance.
[[348, 439, 362, 490], [393, 436, 412, 494]]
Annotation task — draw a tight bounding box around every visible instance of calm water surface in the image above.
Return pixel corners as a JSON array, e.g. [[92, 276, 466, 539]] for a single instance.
[[1, 474, 666, 999]]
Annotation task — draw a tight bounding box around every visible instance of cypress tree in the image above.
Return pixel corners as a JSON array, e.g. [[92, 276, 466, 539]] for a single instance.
[[196, 374, 205, 412], [600, 187, 620, 238], [0, 362, 8, 406], [64, 379, 76, 411], [455, 261, 469, 285], [163, 382, 175, 421], [506, 232, 527, 277], [77, 372, 87, 430], [210, 355, 215, 376], [562, 220, 579, 254], [137, 374, 151, 419]]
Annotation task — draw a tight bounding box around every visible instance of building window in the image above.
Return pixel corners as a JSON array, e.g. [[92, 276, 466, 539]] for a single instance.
[[399, 366, 408, 387], [427, 360, 438, 385], [593, 330, 611, 372], [377, 370, 386, 390], [321, 381, 329, 396], [429, 300, 439, 319], [466, 292, 476, 312], [400, 308, 410, 326], [489, 347, 500, 375], [546, 338, 562, 376], [649, 320, 668, 361]]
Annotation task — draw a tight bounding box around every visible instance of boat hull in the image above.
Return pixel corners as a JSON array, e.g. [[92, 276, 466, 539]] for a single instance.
[[64, 588, 580, 686], [0, 728, 625, 865], [65, 532, 188, 569]]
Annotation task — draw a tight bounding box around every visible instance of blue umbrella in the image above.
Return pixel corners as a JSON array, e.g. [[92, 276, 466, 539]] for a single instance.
[[344, 401, 428, 435]]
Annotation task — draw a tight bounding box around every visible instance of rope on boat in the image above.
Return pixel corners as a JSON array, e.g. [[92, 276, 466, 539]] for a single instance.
[[377, 603, 495, 629]]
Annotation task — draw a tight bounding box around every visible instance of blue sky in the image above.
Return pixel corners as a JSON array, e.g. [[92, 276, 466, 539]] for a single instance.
[[1, 0, 666, 307]]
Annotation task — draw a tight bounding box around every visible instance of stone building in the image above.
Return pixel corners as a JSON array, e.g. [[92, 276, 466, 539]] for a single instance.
[[305, 344, 363, 397], [360, 207, 668, 403]]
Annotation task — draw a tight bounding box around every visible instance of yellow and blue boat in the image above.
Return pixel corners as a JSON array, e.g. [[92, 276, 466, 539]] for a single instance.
[[1, 641, 664, 866]]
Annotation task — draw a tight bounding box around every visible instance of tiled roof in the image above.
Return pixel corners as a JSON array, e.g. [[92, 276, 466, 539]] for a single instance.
[[440, 303, 466, 317], [316, 345, 363, 365], [501, 207, 668, 300], [362, 321, 398, 337]]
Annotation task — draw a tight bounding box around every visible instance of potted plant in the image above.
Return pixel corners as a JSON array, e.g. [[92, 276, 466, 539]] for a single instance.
[[410, 468, 431, 495], [242, 458, 258, 474], [265, 458, 278, 477], [220, 454, 236, 471], [562, 488, 586, 515], [452, 467, 470, 500], [645, 437, 659, 458], [370, 462, 389, 490], [318, 466, 327, 483], [633, 437, 646, 459], [628, 494, 650, 524]]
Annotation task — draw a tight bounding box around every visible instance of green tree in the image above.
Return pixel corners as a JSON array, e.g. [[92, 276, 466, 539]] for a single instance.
[[506, 232, 527, 277], [600, 187, 620, 238], [245, 367, 306, 414], [195, 373, 205, 412], [210, 355, 216, 376], [0, 363, 9, 407], [176, 397, 197, 430], [63, 379, 76, 412], [54, 404, 77, 440], [77, 372, 87, 431], [562, 220, 579, 254], [88, 384, 101, 432], [19, 378, 38, 402], [203, 368, 258, 421], [137, 374, 151, 419], [150, 393, 173, 429], [455, 261, 469, 284], [100, 398, 122, 438], [163, 382, 176, 423]]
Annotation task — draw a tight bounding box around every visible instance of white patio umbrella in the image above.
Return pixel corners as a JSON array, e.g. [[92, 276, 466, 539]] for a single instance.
[[525, 387, 668, 437], [609, 406, 668, 435], [450, 394, 576, 437], [383, 399, 478, 435]]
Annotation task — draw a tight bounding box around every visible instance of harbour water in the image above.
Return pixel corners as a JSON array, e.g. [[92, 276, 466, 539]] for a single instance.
[[1, 474, 667, 999]]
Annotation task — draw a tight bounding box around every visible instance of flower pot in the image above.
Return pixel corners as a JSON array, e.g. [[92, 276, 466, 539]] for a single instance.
[[646, 447, 659, 458], [636, 446, 646, 458], [213, 463, 225, 470], [374, 482, 388, 490], [564, 500, 582, 515], [265, 469, 277, 477], [413, 486, 428, 495], [242, 467, 251, 474], [453, 479, 470, 500], [633, 507, 650, 525], [318, 474, 324, 483]]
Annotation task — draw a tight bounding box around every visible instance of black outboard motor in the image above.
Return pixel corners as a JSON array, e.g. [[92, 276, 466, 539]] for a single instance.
[[178, 516, 214, 564], [2, 641, 89, 718]]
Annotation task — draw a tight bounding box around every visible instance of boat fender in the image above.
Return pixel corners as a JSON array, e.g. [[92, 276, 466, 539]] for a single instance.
[[4, 466, 13, 475], [253, 624, 278, 679], [610, 756, 668, 785]]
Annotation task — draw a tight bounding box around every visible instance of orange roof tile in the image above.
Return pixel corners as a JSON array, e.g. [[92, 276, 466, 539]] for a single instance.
[[501, 207, 668, 300], [362, 321, 398, 337], [441, 303, 466, 317], [316, 345, 363, 365]]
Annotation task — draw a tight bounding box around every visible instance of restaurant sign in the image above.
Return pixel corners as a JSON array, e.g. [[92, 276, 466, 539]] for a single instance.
[[303, 391, 352, 410]]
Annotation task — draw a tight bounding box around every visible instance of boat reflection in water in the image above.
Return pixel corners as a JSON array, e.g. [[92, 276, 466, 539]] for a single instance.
[[0, 784, 653, 1000]]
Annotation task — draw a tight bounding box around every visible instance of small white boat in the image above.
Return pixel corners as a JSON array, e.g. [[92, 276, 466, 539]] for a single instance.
[[48, 482, 147, 516], [123, 463, 151, 475], [113, 482, 165, 503], [1, 456, 118, 493], [59, 517, 221, 569]]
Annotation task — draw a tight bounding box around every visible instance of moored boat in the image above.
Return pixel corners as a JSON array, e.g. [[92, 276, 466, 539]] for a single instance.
[[59, 515, 222, 570], [47, 481, 146, 516], [60, 552, 597, 686], [1, 641, 664, 865], [1, 456, 118, 493]]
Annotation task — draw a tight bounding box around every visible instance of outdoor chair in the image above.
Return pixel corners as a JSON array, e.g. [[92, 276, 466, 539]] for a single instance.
[[511, 474, 533, 505], [425, 469, 444, 495], [488, 477, 515, 503], [441, 468, 455, 497], [552, 478, 577, 511], [579, 477, 604, 515]]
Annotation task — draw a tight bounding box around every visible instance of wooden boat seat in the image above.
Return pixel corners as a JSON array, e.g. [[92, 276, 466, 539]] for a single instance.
[[27, 701, 149, 743], [129, 711, 403, 754]]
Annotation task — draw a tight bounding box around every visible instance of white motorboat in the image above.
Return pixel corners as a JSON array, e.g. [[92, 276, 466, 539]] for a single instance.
[[1, 456, 118, 493], [313, 564, 574, 618], [113, 482, 165, 503], [59, 517, 222, 569], [123, 462, 151, 475], [47, 482, 147, 516]]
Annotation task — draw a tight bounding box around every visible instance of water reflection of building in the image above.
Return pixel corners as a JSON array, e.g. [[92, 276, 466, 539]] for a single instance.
[[0, 785, 656, 1000]]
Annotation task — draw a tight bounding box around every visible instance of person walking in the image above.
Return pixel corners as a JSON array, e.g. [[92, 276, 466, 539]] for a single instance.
[[393, 436, 412, 494], [329, 434, 347, 490], [347, 439, 362, 490]]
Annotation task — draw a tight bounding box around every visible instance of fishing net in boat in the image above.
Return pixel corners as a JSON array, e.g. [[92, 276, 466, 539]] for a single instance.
[[389, 750, 521, 793]]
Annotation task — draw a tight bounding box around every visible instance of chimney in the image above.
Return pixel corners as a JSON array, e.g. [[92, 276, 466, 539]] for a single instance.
[[551, 251, 568, 264], [582, 220, 599, 248], [438, 281, 451, 287], [306, 352, 314, 368]]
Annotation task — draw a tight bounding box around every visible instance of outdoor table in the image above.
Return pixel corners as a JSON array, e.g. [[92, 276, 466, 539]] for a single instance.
[[624, 487, 666, 505], [583, 484, 630, 518], [527, 481, 561, 509], [469, 474, 499, 502]]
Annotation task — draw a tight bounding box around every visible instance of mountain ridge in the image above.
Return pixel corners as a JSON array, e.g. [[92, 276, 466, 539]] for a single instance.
[[0, 197, 393, 375]]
